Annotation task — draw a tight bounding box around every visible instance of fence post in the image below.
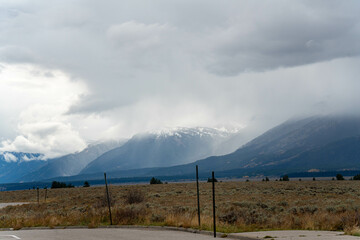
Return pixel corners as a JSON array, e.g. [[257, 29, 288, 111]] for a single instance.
[[44, 187, 47, 202], [196, 165, 201, 227], [37, 187, 39, 204], [212, 171, 216, 238], [104, 172, 113, 225]]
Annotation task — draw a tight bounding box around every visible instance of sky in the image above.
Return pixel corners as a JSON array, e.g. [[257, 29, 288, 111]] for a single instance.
[[0, 0, 359, 158]]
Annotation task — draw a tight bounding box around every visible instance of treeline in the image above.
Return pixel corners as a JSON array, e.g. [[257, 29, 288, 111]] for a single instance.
[[51, 181, 74, 189]]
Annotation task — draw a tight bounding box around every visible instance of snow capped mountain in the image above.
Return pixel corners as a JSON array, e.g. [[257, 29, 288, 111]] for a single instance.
[[147, 126, 239, 138], [0, 126, 251, 183], [136, 115, 360, 178], [0, 152, 46, 183], [80, 127, 246, 174], [0, 152, 44, 163], [137, 127, 237, 147]]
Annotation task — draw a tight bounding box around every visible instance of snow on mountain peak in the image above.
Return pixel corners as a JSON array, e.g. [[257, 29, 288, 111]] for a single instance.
[[145, 126, 242, 139], [0, 152, 45, 163]]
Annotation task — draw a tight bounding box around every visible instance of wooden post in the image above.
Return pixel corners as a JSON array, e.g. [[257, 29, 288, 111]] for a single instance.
[[212, 171, 216, 238], [44, 187, 47, 202], [196, 165, 201, 227], [104, 173, 113, 225], [37, 187, 39, 204]]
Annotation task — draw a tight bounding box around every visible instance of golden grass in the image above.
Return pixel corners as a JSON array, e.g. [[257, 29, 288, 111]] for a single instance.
[[1, 180, 360, 233]]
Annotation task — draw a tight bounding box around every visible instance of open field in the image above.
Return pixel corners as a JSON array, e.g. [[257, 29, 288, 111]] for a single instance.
[[1, 180, 360, 234]]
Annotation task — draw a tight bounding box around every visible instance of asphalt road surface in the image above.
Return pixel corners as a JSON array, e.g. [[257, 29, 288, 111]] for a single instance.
[[0, 228, 219, 240], [1, 228, 359, 240]]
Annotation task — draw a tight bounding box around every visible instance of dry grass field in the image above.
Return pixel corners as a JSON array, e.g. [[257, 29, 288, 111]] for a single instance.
[[1, 180, 360, 234]]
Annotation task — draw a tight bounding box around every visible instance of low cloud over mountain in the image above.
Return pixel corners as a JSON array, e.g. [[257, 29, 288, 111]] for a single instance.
[[0, 1, 359, 157]]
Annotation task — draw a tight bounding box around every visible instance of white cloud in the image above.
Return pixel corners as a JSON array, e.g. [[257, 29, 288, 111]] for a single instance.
[[0, 63, 88, 158], [1, 119, 87, 158]]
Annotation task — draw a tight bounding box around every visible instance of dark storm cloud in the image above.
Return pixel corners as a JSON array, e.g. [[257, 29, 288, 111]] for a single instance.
[[204, 1, 360, 75], [0, 0, 359, 150]]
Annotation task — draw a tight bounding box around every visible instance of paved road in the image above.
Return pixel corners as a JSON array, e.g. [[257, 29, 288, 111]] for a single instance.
[[1, 228, 359, 240], [232, 230, 360, 240], [0, 228, 219, 240]]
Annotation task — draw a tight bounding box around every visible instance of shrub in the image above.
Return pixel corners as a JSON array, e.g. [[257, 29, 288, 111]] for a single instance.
[[150, 177, 162, 184], [113, 205, 146, 224], [151, 214, 165, 222], [282, 175, 289, 181], [219, 211, 238, 224], [336, 174, 345, 180], [353, 174, 360, 180], [83, 181, 90, 187], [51, 181, 75, 189], [96, 190, 116, 208], [124, 189, 145, 204]]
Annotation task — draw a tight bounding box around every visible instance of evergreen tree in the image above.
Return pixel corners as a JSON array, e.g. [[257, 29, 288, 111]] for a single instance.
[[353, 174, 360, 180], [150, 177, 163, 184], [336, 174, 344, 180]]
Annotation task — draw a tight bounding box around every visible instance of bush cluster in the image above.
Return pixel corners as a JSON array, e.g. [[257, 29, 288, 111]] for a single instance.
[[150, 177, 162, 184], [51, 181, 74, 189], [124, 189, 145, 204]]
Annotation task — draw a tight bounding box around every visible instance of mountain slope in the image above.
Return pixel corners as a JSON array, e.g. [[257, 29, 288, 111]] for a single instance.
[[270, 136, 360, 172], [76, 115, 360, 179], [19, 141, 123, 182], [184, 115, 360, 174], [0, 152, 46, 183], [80, 127, 238, 174]]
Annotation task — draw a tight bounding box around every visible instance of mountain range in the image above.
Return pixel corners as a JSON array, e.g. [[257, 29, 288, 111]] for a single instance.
[[2, 115, 360, 184], [50, 115, 360, 182], [19, 141, 124, 182], [0, 152, 45, 183], [80, 127, 246, 175], [2, 126, 246, 183]]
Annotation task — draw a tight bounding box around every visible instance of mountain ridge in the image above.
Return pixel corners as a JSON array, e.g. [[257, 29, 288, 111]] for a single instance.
[[80, 127, 246, 174], [18, 140, 124, 182], [0, 152, 46, 183], [54, 115, 360, 181]]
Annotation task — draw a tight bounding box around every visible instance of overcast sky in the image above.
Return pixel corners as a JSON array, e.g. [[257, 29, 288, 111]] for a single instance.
[[0, 0, 359, 158]]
